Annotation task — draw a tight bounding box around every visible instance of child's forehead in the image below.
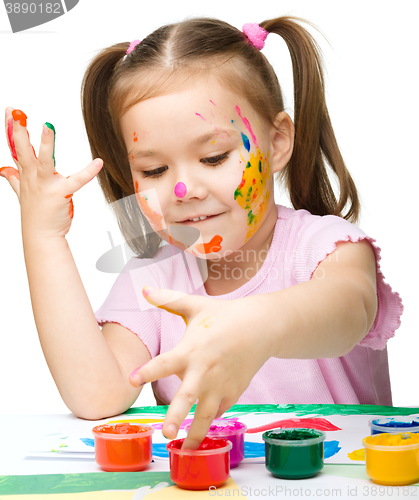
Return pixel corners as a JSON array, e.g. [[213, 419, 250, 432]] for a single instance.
[[122, 79, 260, 129]]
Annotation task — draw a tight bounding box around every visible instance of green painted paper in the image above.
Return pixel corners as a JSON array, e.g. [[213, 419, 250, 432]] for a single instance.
[[124, 404, 419, 418], [0, 472, 173, 495], [222, 404, 419, 418]]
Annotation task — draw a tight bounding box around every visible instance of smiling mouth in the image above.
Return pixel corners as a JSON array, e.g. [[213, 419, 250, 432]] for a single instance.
[[178, 214, 220, 224]]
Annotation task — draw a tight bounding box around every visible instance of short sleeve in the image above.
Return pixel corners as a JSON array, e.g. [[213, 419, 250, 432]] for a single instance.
[[94, 254, 163, 358], [292, 214, 403, 350]]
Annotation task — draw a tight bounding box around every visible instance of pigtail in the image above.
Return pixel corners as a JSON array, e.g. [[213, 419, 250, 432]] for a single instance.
[[260, 17, 360, 222], [81, 44, 162, 258]]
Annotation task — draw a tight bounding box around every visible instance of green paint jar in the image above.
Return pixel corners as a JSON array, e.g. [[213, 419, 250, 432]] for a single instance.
[[262, 428, 325, 479]]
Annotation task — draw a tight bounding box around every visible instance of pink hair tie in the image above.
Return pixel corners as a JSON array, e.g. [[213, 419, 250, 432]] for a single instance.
[[126, 39, 141, 55], [242, 23, 268, 50]]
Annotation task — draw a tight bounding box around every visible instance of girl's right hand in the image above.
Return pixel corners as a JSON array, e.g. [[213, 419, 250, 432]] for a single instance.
[[0, 107, 103, 240]]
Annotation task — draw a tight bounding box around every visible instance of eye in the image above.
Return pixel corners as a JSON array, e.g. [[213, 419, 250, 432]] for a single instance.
[[201, 152, 230, 166], [142, 166, 168, 178]]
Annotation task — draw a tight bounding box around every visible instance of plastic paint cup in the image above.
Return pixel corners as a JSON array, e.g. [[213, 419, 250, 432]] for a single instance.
[[363, 432, 419, 486], [369, 417, 419, 435], [92, 423, 154, 472], [185, 419, 247, 468], [262, 428, 325, 479], [167, 437, 232, 490]]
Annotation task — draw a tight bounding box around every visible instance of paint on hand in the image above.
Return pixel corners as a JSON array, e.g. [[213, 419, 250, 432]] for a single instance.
[[195, 113, 206, 121], [0, 166, 19, 181], [69, 199, 74, 219], [174, 181, 187, 198], [234, 147, 271, 242], [11, 109, 27, 127], [195, 235, 223, 254], [246, 417, 341, 434], [348, 448, 365, 461], [142, 286, 188, 325], [7, 116, 18, 161], [45, 122, 56, 166], [197, 316, 213, 328]]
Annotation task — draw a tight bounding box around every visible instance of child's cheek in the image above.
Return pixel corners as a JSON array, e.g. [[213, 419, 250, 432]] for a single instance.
[[134, 182, 166, 232], [233, 147, 271, 243]]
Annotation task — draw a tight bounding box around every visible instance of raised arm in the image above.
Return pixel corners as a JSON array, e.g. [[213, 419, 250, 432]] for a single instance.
[[1, 108, 150, 419]]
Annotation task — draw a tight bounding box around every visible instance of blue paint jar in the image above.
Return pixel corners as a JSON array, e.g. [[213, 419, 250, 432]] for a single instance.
[[369, 417, 419, 435]]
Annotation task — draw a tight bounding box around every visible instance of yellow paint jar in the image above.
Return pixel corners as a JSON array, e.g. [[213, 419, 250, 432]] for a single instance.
[[363, 432, 419, 486]]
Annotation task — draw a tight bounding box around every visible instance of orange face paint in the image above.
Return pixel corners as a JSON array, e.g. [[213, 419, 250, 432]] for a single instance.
[[195, 235, 223, 254], [135, 181, 164, 231], [133, 131, 138, 143]]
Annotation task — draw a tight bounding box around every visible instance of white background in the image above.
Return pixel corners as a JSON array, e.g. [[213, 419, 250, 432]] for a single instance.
[[0, 0, 417, 415]]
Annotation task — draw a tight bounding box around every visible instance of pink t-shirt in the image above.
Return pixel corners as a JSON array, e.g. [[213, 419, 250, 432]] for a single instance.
[[94, 205, 403, 406]]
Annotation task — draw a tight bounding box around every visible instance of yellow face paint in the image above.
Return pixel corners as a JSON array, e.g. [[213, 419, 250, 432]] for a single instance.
[[363, 432, 419, 486], [233, 147, 271, 242]]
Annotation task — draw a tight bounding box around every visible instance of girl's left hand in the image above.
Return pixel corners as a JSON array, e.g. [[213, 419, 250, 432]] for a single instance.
[[129, 287, 271, 449]]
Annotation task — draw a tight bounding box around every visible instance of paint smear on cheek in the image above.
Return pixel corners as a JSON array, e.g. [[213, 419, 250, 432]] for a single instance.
[[241, 133, 250, 152], [195, 235, 223, 254], [134, 182, 165, 231], [234, 148, 271, 242], [233, 108, 272, 241], [235, 106, 258, 147], [133, 132, 138, 143]]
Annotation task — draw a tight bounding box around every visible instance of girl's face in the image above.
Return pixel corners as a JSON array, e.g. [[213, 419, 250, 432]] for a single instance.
[[120, 78, 278, 260]]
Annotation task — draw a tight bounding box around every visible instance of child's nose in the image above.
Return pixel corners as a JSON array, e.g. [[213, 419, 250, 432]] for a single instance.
[[173, 178, 208, 201]]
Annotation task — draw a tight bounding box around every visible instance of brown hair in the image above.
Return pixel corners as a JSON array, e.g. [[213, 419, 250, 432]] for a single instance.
[[81, 16, 360, 258]]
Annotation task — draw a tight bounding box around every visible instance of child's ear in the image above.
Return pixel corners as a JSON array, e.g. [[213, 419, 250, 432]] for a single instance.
[[270, 112, 295, 174]]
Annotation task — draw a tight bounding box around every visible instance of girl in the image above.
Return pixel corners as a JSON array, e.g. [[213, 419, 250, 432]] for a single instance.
[[0, 17, 402, 450]]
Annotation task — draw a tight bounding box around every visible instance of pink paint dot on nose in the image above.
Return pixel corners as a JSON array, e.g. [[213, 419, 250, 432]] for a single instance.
[[174, 182, 187, 198]]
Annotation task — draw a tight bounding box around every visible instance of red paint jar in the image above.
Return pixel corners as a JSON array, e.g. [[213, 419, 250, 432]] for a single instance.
[[167, 437, 232, 490], [92, 423, 154, 472]]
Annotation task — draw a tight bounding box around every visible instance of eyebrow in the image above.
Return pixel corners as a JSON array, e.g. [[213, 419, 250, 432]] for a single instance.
[[127, 128, 239, 158]]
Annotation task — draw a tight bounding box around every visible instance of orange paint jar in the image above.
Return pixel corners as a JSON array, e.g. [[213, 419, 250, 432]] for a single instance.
[[92, 423, 154, 472], [363, 432, 419, 486]]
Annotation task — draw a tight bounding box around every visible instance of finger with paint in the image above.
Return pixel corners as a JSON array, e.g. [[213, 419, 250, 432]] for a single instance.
[[4, 107, 18, 162], [10, 109, 38, 169]]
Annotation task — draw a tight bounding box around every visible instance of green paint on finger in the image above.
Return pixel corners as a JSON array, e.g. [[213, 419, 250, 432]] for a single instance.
[[45, 122, 56, 166]]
